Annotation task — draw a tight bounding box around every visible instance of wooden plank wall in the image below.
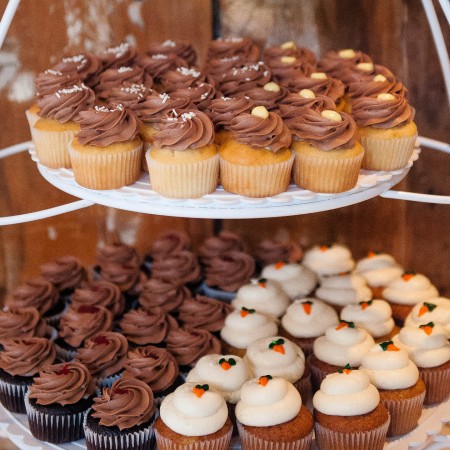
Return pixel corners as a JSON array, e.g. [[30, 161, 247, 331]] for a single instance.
[[0, 0, 448, 300]]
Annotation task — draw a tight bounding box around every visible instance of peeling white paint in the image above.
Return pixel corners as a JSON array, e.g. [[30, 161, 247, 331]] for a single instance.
[[128, 2, 145, 28], [7, 70, 35, 102]]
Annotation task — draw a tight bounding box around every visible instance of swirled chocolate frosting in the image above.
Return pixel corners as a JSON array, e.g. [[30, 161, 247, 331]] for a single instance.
[[40, 256, 87, 292], [134, 53, 189, 81], [317, 50, 372, 77], [267, 58, 316, 84], [166, 326, 221, 366], [147, 39, 197, 66], [76, 106, 140, 147], [96, 242, 141, 267], [76, 332, 128, 379], [255, 239, 304, 265], [59, 305, 113, 348], [160, 67, 206, 91], [217, 62, 271, 96], [29, 361, 95, 406], [139, 278, 192, 313], [0, 337, 56, 377], [148, 230, 192, 259], [239, 84, 289, 111], [206, 55, 250, 82], [282, 75, 345, 102], [37, 83, 95, 123], [263, 45, 316, 65], [347, 76, 407, 99], [98, 43, 137, 70], [169, 82, 217, 111], [338, 63, 396, 85], [207, 38, 260, 62], [92, 377, 155, 430], [95, 66, 146, 99], [6, 277, 59, 316], [52, 53, 101, 82], [153, 109, 214, 151], [205, 96, 254, 130], [122, 346, 179, 393], [229, 111, 291, 152], [35, 69, 81, 98], [0, 307, 48, 343], [98, 261, 143, 293], [204, 250, 256, 292], [107, 83, 153, 108], [151, 250, 202, 286], [198, 231, 247, 265], [351, 94, 415, 129]]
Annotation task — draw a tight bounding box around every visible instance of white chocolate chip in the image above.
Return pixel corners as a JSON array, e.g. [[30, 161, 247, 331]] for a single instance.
[[281, 56, 297, 64], [281, 41, 296, 50], [310, 72, 328, 80], [338, 49, 356, 59], [251, 105, 270, 119], [357, 62, 374, 72], [299, 89, 316, 99], [373, 74, 387, 82], [377, 93, 395, 101], [264, 82, 281, 92], [321, 110, 342, 122]]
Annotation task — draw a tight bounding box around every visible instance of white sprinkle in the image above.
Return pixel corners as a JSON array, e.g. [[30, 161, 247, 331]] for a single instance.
[[95, 104, 123, 112], [117, 66, 133, 73], [159, 93, 170, 103], [55, 84, 84, 95], [62, 54, 86, 63], [181, 111, 196, 121], [162, 39, 176, 47], [45, 69, 62, 76], [221, 96, 231, 100], [152, 54, 168, 60], [171, 109, 179, 117], [245, 77, 251, 81], [263, 71, 269, 77], [120, 83, 147, 94], [177, 67, 200, 77], [200, 92, 209, 100], [106, 43, 131, 58]]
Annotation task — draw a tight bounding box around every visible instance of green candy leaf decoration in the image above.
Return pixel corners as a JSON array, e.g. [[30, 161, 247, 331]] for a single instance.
[[337, 364, 352, 374], [269, 338, 285, 349], [423, 302, 437, 312]]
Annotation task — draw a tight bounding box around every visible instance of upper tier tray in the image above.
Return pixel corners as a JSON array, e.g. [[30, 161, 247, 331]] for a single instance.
[[31, 144, 420, 219]]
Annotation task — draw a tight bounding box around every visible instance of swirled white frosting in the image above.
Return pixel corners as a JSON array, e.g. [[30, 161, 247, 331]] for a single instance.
[[244, 336, 305, 383], [303, 244, 355, 277], [393, 324, 450, 368], [355, 253, 403, 288], [220, 309, 278, 349], [160, 382, 228, 436], [313, 324, 375, 367], [313, 370, 380, 416], [232, 279, 290, 318], [383, 274, 439, 305], [405, 297, 450, 338], [260, 263, 317, 299], [340, 300, 394, 338], [236, 377, 301, 426], [281, 298, 339, 338], [360, 343, 419, 389], [316, 273, 372, 306], [186, 354, 252, 404]]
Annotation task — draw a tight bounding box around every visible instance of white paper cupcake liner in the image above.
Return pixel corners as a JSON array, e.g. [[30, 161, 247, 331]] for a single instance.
[[97, 372, 123, 389], [198, 281, 237, 303], [0, 377, 30, 413], [33, 127, 76, 168], [54, 342, 77, 362], [420, 366, 450, 405]]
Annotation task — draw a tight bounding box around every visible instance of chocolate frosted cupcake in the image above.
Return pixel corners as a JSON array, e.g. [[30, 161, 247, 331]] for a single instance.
[[94, 66, 146, 99], [122, 346, 183, 402], [146, 230, 192, 261], [207, 37, 260, 62], [51, 52, 101, 85], [240, 82, 289, 111], [97, 43, 137, 71], [96, 241, 141, 268], [198, 231, 247, 266], [255, 237, 303, 267], [317, 48, 373, 78], [135, 53, 189, 85], [264, 41, 316, 65], [170, 81, 217, 111], [76, 331, 128, 388], [25, 361, 95, 444], [139, 278, 192, 313], [0, 337, 56, 413], [147, 39, 197, 66], [160, 67, 206, 92], [266, 55, 316, 87]]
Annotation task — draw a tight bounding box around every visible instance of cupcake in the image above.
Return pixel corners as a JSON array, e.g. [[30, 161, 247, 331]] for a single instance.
[[393, 323, 450, 404], [231, 278, 290, 318], [169, 81, 217, 111], [382, 272, 439, 324], [313, 368, 389, 450], [0, 337, 56, 413], [355, 251, 404, 298], [290, 108, 363, 193], [263, 41, 316, 66], [340, 299, 399, 343], [351, 93, 417, 170], [219, 106, 293, 197], [317, 49, 373, 78], [97, 43, 137, 70], [139, 278, 192, 313], [155, 382, 232, 450], [95, 241, 141, 269], [220, 308, 278, 358], [69, 105, 143, 190], [160, 67, 206, 92], [266, 55, 315, 87], [207, 37, 260, 63], [94, 66, 146, 100], [360, 341, 425, 436], [280, 298, 340, 356], [240, 82, 289, 111], [260, 261, 318, 300], [134, 53, 189, 86], [145, 230, 192, 263], [51, 52, 101, 86], [236, 376, 313, 450], [146, 109, 219, 198], [405, 297, 450, 337], [303, 243, 355, 278], [254, 237, 303, 267], [147, 39, 197, 66], [197, 231, 247, 266], [84, 377, 156, 450], [25, 361, 95, 444]]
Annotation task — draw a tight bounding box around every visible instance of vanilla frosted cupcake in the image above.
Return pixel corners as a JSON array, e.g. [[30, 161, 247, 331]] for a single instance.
[[155, 382, 232, 450], [340, 299, 399, 343], [303, 243, 355, 277], [382, 272, 439, 324], [231, 278, 289, 318], [313, 368, 389, 450], [405, 297, 450, 337], [361, 342, 425, 436], [280, 298, 339, 355], [393, 323, 450, 404], [220, 308, 278, 358], [355, 251, 403, 298], [236, 376, 313, 450], [316, 273, 372, 312], [260, 261, 317, 300]]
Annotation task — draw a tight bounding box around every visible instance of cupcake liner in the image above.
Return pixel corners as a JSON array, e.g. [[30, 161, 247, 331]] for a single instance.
[[33, 127, 76, 168], [314, 416, 389, 450], [141, 141, 152, 172], [360, 133, 417, 171], [24, 391, 88, 444], [69, 142, 143, 190], [0, 377, 31, 413], [237, 420, 313, 450], [308, 356, 333, 393], [420, 366, 450, 405], [47, 325, 58, 342], [293, 148, 363, 193], [44, 304, 68, 328], [198, 281, 236, 303], [155, 425, 232, 450], [220, 152, 294, 198], [25, 108, 40, 128], [97, 372, 123, 390], [54, 341, 77, 362], [147, 151, 219, 198], [294, 374, 312, 406]]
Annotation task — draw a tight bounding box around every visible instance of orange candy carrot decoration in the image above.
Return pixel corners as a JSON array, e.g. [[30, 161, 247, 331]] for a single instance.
[[336, 320, 355, 331], [402, 271, 416, 282], [258, 375, 273, 387], [419, 322, 434, 335], [302, 300, 313, 315], [240, 307, 255, 318], [338, 364, 352, 374], [193, 384, 209, 398], [418, 302, 437, 317], [380, 341, 400, 352], [258, 278, 267, 288], [269, 338, 285, 355], [219, 358, 236, 371], [275, 261, 285, 270]]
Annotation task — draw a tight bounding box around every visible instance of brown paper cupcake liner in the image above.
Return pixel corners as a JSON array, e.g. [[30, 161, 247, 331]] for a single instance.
[[360, 133, 417, 171], [69, 142, 143, 190], [220, 153, 294, 198], [420, 366, 450, 405], [293, 149, 363, 193], [237, 420, 313, 450], [155, 425, 232, 450], [0, 378, 31, 413], [147, 152, 219, 198], [314, 416, 389, 450], [33, 127, 76, 168]]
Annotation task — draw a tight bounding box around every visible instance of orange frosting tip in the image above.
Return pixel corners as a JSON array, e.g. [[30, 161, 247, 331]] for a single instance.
[[258, 282, 266, 288], [274, 261, 285, 270]]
